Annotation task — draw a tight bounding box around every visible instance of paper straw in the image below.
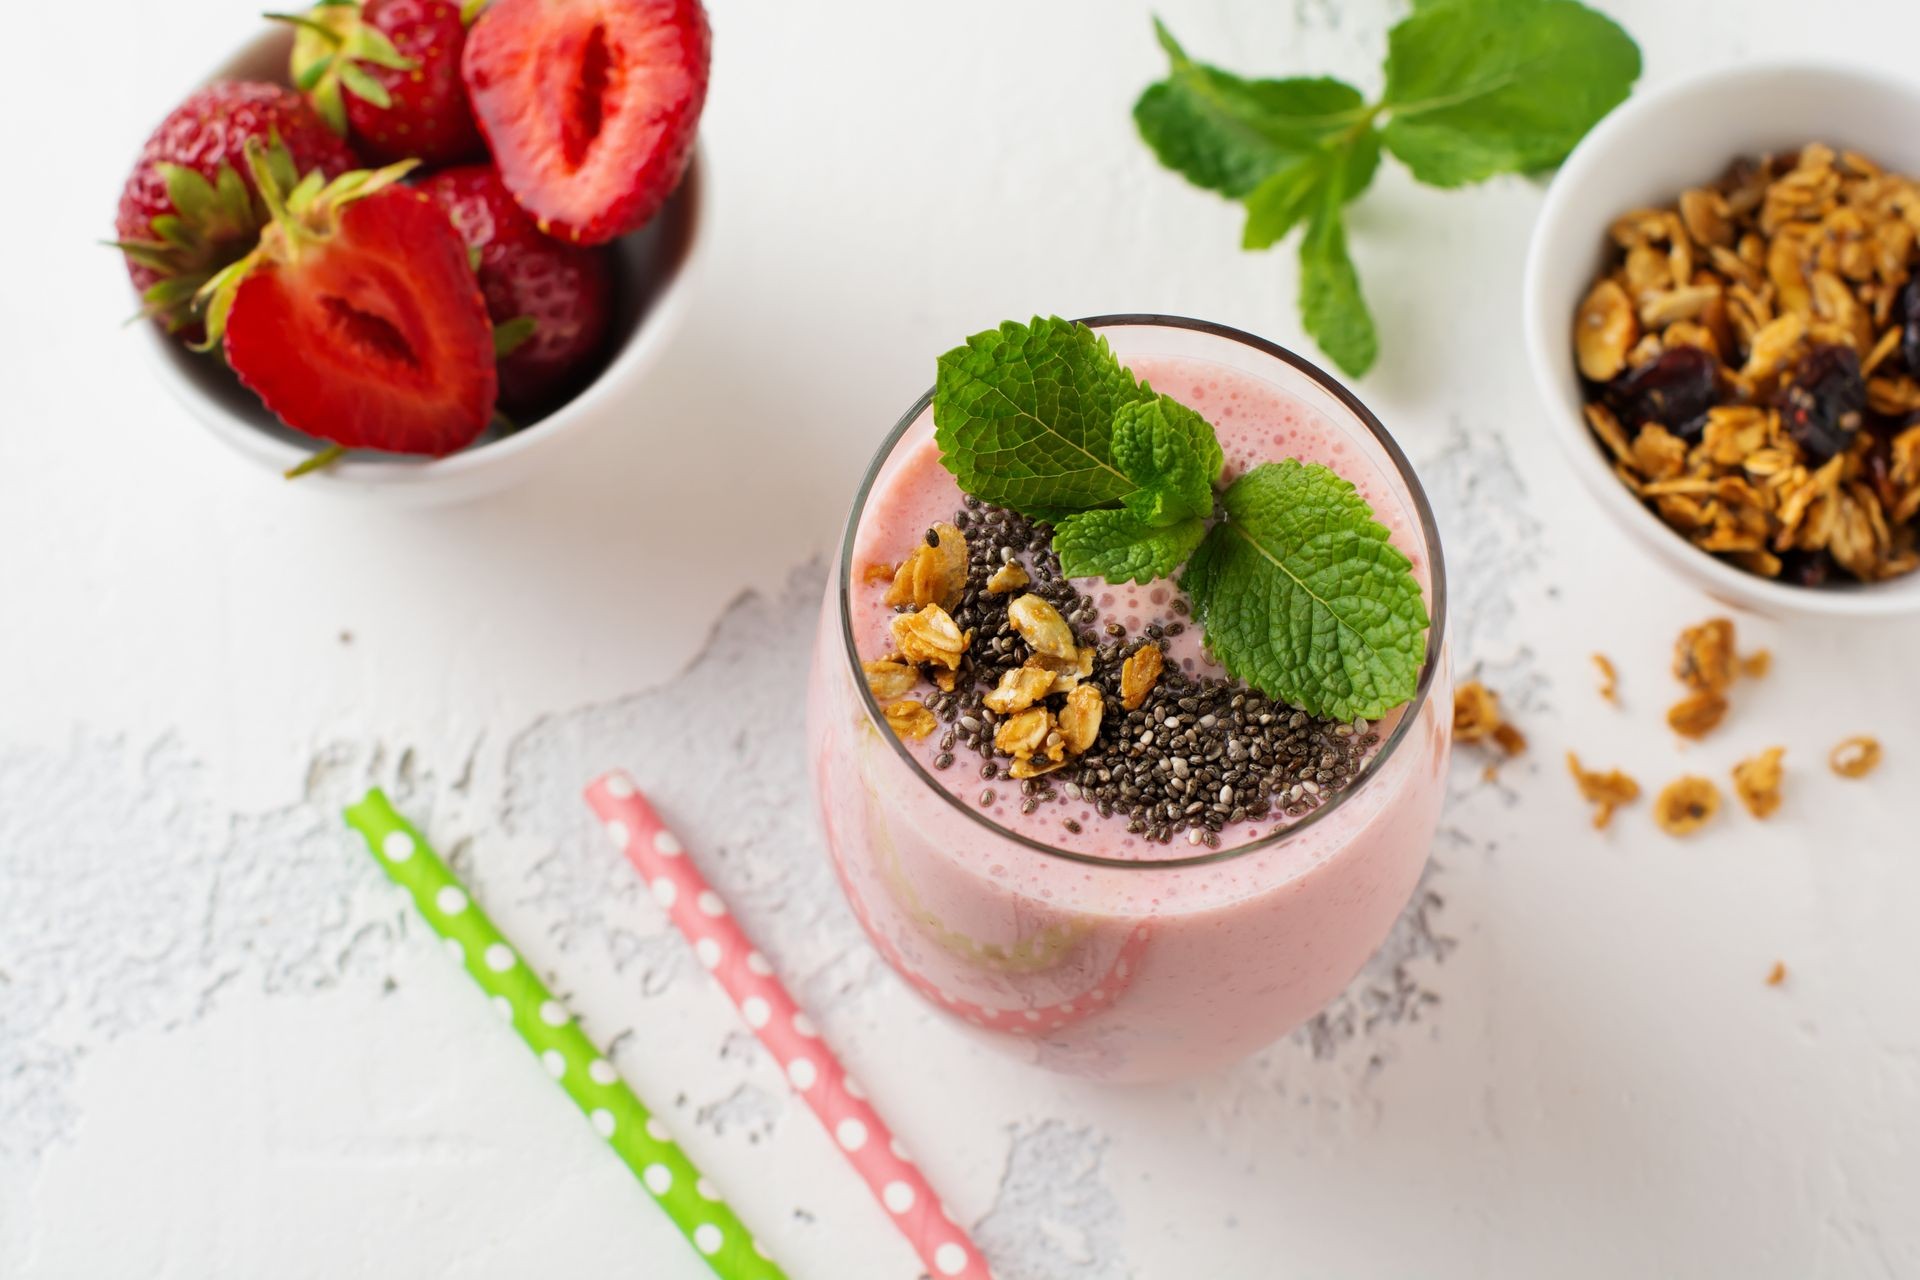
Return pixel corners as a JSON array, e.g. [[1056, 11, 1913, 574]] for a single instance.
[[343, 788, 787, 1280], [586, 772, 994, 1280]]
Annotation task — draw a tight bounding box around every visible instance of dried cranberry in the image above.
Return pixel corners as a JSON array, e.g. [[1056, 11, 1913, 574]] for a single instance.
[[1604, 346, 1718, 440], [1901, 277, 1920, 374], [1777, 344, 1865, 463], [1779, 549, 1835, 588]]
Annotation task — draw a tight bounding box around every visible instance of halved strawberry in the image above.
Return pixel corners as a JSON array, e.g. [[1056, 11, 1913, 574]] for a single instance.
[[203, 148, 497, 460], [462, 0, 709, 246], [275, 0, 484, 167]]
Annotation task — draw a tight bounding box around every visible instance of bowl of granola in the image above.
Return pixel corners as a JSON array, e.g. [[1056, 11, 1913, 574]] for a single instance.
[[1524, 62, 1920, 618]]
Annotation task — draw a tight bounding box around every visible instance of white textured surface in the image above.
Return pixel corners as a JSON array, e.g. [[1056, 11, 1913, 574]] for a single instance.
[[5, 1, 1919, 1276]]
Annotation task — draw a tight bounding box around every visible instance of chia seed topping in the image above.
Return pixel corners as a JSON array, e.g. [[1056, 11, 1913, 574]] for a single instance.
[[897, 501, 1379, 846]]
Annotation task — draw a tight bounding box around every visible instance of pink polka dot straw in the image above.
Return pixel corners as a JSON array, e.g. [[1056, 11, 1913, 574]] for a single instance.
[[586, 772, 994, 1280]]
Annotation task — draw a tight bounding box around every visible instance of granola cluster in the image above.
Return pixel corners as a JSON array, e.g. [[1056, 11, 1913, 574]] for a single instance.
[[866, 517, 1115, 785], [1576, 144, 1920, 584]]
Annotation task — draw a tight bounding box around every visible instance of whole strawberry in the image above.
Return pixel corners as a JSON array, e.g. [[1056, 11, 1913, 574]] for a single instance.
[[463, 0, 709, 245], [277, 0, 483, 167], [419, 164, 614, 411], [113, 81, 357, 335], [202, 147, 498, 461]]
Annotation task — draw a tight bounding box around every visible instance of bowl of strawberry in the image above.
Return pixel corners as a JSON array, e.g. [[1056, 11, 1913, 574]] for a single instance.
[[113, 0, 710, 502]]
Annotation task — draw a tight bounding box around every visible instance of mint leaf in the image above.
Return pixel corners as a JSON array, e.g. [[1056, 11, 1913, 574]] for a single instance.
[[1298, 148, 1377, 377], [1381, 0, 1640, 188], [1056, 509, 1209, 585], [1180, 461, 1427, 720], [1241, 126, 1380, 250], [934, 317, 1152, 519], [1135, 20, 1371, 199], [1111, 394, 1223, 526]]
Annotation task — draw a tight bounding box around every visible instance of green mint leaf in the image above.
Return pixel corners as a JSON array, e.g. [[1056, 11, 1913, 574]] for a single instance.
[[1180, 461, 1427, 721], [934, 316, 1152, 519], [1056, 509, 1209, 585], [1134, 19, 1370, 199], [1240, 127, 1379, 251], [1381, 0, 1641, 188], [1298, 148, 1378, 377], [1111, 395, 1223, 526]]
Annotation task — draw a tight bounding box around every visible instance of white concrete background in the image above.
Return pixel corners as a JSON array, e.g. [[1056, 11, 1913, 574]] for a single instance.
[[4, 1, 1918, 1276]]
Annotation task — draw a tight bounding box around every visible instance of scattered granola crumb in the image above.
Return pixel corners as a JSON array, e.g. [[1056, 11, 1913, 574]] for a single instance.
[[1828, 735, 1882, 779], [1567, 752, 1642, 829], [1654, 775, 1722, 835], [1732, 747, 1786, 818], [1454, 681, 1526, 756], [1675, 618, 1738, 693], [1667, 689, 1730, 738], [1592, 653, 1619, 704], [1740, 649, 1772, 679], [862, 562, 897, 586], [1766, 961, 1787, 987]]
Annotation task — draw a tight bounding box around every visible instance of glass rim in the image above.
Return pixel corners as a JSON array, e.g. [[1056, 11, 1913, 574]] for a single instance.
[[835, 313, 1449, 872]]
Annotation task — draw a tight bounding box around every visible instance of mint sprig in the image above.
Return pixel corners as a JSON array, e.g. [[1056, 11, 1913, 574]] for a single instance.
[[934, 317, 1428, 721], [1136, 0, 1641, 376]]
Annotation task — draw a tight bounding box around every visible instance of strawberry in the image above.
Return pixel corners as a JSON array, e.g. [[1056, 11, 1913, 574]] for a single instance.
[[275, 0, 484, 167], [419, 164, 614, 411], [202, 147, 498, 460], [113, 81, 357, 335], [462, 0, 709, 246]]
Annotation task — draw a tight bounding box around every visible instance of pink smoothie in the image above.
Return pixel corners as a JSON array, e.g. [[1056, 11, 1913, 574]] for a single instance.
[[809, 324, 1451, 1080]]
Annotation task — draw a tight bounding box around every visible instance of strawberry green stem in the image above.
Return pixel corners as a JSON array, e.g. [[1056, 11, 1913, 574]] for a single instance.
[[284, 444, 347, 479]]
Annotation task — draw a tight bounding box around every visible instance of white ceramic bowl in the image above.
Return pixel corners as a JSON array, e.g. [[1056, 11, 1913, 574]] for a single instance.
[[130, 26, 710, 506], [1523, 62, 1920, 619]]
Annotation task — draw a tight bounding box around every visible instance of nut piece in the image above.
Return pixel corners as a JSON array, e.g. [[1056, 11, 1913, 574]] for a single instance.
[[982, 665, 1054, 715], [1057, 684, 1104, 755], [1576, 278, 1639, 381], [993, 707, 1052, 759], [1732, 747, 1786, 819], [1674, 617, 1738, 693], [1006, 594, 1078, 659], [1567, 752, 1642, 830], [882, 700, 938, 741], [1120, 643, 1165, 711], [1666, 690, 1729, 739], [985, 562, 1031, 594], [1828, 735, 1882, 779], [863, 659, 920, 701], [890, 604, 971, 672], [1654, 775, 1722, 836], [884, 523, 969, 610]]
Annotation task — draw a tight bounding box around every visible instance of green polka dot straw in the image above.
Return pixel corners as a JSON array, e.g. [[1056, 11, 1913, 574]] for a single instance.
[[344, 788, 786, 1280]]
